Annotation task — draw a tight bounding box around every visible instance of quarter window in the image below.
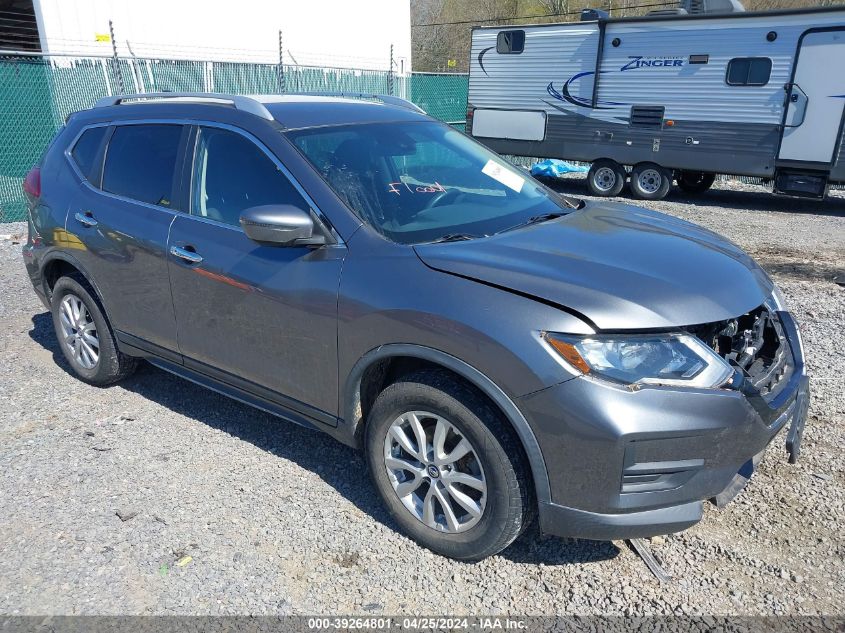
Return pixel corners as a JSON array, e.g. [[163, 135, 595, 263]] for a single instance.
[[70, 126, 107, 182], [726, 57, 772, 86], [496, 30, 525, 54], [102, 124, 183, 207], [191, 127, 308, 227]]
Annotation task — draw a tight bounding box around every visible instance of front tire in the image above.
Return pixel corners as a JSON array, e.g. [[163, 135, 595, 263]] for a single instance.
[[630, 162, 671, 200], [365, 370, 533, 561], [587, 159, 626, 197], [51, 275, 137, 386]]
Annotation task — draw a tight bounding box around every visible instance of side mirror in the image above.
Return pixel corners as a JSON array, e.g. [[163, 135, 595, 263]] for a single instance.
[[239, 205, 326, 247]]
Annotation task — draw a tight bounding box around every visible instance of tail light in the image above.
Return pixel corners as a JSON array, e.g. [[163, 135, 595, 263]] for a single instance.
[[23, 166, 41, 199], [466, 106, 475, 125]]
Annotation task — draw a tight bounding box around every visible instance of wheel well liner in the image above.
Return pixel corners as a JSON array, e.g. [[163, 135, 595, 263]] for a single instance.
[[343, 344, 552, 504]]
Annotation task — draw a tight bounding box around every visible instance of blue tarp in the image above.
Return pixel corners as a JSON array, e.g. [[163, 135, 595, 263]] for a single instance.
[[530, 159, 589, 179]]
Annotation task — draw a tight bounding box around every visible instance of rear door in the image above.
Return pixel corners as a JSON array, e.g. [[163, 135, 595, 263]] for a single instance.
[[67, 122, 187, 356], [779, 29, 845, 163], [167, 124, 345, 421]]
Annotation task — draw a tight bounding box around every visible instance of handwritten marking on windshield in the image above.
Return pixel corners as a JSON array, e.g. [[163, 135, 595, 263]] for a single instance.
[[388, 181, 446, 195]]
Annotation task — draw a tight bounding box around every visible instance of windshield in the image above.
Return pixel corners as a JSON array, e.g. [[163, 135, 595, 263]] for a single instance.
[[287, 121, 578, 245]]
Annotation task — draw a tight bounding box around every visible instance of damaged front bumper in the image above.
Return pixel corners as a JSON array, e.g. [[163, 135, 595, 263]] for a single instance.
[[520, 310, 810, 541]]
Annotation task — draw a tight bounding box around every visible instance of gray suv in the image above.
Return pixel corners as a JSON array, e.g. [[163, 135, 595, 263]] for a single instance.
[[22, 92, 809, 561]]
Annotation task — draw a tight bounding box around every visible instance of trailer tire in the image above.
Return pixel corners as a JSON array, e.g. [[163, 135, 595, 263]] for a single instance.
[[677, 171, 716, 195], [630, 162, 671, 200], [587, 159, 626, 197]]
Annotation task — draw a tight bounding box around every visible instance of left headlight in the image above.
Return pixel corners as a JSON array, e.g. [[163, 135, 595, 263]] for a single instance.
[[544, 332, 734, 389]]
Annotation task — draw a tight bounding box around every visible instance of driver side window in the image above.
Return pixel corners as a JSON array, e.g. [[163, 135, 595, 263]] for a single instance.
[[192, 127, 308, 227]]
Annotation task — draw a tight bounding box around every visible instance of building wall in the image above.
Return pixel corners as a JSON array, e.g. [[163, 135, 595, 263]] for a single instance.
[[32, 0, 412, 72]]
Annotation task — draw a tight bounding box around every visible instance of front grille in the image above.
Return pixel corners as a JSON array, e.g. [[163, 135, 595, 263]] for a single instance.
[[687, 305, 791, 400]]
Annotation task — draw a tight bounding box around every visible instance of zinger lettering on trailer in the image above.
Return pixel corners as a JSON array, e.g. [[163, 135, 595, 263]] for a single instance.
[[546, 55, 685, 112], [620, 56, 685, 71]]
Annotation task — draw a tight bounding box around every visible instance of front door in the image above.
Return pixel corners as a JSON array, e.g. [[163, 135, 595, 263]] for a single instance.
[[779, 29, 845, 163], [167, 125, 345, 420]]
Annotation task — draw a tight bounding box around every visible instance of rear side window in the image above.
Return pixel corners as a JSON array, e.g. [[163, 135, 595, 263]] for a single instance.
[[102, 124, 183, 208], [70, 126, 107, 182], [497, 30, 525, 54], [726, 57, 772, 86], [191, 127, 309, 227]]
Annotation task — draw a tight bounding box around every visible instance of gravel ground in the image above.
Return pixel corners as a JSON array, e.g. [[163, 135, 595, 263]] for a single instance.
[[0, 179, 843, 616]]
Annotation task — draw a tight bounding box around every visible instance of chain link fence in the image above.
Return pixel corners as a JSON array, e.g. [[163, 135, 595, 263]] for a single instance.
[[409, 72, 470, 131], [0, 52, 468, 222]]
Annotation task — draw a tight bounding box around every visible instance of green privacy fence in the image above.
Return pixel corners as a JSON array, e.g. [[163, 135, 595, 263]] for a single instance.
[[0, 53, 468, 222], [410, 72, 469, 131]]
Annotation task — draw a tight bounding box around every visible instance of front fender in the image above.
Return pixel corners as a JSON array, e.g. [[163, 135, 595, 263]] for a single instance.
[[343, 343, 553, 505]]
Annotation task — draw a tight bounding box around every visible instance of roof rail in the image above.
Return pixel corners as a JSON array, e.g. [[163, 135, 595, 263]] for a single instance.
[[92, 92, 274, 121], [291, 92, 426, 114]]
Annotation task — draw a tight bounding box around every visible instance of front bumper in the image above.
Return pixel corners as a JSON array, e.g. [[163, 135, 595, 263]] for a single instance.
[[520, 310, 809, 541]]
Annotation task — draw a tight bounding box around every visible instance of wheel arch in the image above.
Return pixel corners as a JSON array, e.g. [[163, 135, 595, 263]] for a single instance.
[[40, 252, 109, 310], [343, 343, 552, 504]]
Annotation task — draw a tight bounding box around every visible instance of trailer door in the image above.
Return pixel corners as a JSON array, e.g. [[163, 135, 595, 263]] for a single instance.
[[779, 29, 845, 163]]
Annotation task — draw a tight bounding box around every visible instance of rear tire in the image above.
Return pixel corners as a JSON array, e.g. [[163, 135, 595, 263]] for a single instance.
[[630, 162, 671, 200], [587, 159, 626, 197], [51, 275, 137, 386], [677, 171, 716, 194], [365, 370, 533, 561]]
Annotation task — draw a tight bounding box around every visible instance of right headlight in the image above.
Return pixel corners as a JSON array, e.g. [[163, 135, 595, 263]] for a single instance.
[[544, 332, 734, 389]]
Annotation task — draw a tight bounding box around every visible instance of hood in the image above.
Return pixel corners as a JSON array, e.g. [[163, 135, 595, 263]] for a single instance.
[[413, 202, 772, 331]]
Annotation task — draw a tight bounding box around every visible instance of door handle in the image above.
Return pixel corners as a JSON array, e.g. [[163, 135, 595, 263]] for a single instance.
[[74, 211, 98, 228], [170, 245, 203, 264]]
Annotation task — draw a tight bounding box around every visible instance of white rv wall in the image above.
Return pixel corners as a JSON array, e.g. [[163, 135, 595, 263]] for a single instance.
[[468, 24, 600, 110], [599, 12, 845, 124], [469, 11, 845, 125], [32, 0, 412, 72]]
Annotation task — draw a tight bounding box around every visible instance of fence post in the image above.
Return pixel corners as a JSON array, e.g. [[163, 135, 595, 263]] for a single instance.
[[278, 30, 285, 94], [109, 20, 125, 94], [388, 43, 394, 95]]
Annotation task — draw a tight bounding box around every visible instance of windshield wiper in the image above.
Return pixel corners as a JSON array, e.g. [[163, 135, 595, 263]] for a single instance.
[[427, 233, 483, 244], [495, 212, 568, 235]]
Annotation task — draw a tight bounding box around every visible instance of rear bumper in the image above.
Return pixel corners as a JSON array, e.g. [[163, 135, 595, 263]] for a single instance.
[[522, 310, 809, 541], [22, 242, 51, 310]]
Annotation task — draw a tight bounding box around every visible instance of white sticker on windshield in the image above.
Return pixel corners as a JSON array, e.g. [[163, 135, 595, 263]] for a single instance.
[[481, 160, 524, 193]]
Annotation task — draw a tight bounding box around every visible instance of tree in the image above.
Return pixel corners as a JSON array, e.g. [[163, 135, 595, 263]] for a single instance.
[[536, 0, 570, 18], [412, 0, 524, 71]]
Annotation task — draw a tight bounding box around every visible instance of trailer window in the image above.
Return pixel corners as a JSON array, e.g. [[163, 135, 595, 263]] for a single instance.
[[497, 30, 525, 54], [726, 57, 772, 86]]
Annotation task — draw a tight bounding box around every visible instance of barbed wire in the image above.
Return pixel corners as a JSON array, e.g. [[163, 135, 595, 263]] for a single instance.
[[0, 30, 394, 69], [412, 1, 679, 27]]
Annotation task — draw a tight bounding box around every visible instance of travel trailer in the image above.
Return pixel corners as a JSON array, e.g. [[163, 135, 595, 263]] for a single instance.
[[466, 4, 845, 200]]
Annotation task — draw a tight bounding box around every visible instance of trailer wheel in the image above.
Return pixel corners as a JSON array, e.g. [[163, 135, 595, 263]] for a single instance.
[[630, 162, 671, 200], [587, 159, 626, 197], [677, 171, 716, 195]]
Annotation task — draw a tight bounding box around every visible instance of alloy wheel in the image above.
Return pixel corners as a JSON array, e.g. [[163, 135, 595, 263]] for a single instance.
[[59, 293, 100, 370], [383, 411, 487, 533]]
